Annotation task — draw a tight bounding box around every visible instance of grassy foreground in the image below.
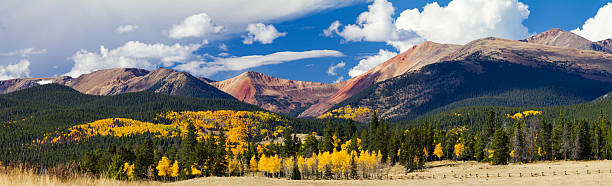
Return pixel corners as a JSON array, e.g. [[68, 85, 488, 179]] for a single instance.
[[2, 160, 611, 186]]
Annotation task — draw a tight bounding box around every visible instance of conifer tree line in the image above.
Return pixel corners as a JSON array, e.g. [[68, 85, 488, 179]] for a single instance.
[[9, 110, 612, 181]]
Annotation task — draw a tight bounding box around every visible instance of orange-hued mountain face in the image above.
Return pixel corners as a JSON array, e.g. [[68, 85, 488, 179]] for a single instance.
[[298, 41, 462, 118], [211, 71, 340, 115]]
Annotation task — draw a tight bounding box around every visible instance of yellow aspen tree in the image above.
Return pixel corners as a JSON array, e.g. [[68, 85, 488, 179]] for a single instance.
[[454, 142, 465, 159], [156, 156, 171, 176], [191, 164, 201, 175], [250, 156, 258, 172], [434, 143, 444, 159], [171, 160, 179, 177]]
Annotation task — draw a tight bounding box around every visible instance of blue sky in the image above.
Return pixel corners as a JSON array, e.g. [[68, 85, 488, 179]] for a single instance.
[[1, 0, 611, 82]]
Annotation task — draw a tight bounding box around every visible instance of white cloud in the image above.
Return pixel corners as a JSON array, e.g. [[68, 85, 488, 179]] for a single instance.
[[175, 50, 344, 77], [242, 23, 287, 44], [0, 59, 30, 80], [323, 21, 341, 37], [219, 43, 229, 51], [65, 41, 201, 77], [1, 48, 47, 57], [327, 61, 346, 75], [395, 0, 530, 45], [115, 24, 139, 33], [327, 0, 398, 42], [333, 76, 345, 83], [326, 0, 530, 48], [169, 13, 225, 39], [348, 49, 396, 78], [572, 3, 612, 42]]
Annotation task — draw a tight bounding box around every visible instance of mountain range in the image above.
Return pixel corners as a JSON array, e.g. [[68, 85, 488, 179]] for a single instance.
[[2, 28, 611, 121]]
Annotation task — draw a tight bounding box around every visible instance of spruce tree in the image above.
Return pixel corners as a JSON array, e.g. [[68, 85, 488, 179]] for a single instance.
[[538, 119, 552, 160], [492, 128, 509, 165], [347, 119, 357, 138], [180, 123, 198, 175], [320, 121, 335, 153], [485, 111, 498, 141], [290, 163, 301, 180], [551, 115, 564, 160], [303, 134, 319, 157], [135, 139, 155, 179], [213, 134, 229, 176], [572, 119, 591, 160]]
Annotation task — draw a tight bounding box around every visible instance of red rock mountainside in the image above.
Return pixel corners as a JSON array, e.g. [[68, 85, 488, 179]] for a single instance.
[[298, 42, 462, 118], [210, 71, 340, 115]]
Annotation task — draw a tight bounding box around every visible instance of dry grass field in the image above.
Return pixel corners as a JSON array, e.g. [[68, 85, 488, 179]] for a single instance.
[[2, 160, 611, 186]]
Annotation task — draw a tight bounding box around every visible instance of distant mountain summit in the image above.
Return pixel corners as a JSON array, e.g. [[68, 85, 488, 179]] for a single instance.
[[520, 28, 612, 53], [0, 68, 234, 99], [211, 71, 340, 116], [335, 36, 612, 120]]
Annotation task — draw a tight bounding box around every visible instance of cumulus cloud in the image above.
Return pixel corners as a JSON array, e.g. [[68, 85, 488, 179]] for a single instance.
[[168, 13, 225, 39], [348, 49, 396, 78], [115, 24, 139, 33], [395, 0, 530, 45], [326, 0, 531, 47], [65, 41, 201, 77], [175, 50, 344, 77], [327, 61, 346, 75], [0, 59, 30, 80], [1, 48, 47, 57], [572, 3, 612, 42], [242, 23, 287, 44], [326, 0, 398, 42]]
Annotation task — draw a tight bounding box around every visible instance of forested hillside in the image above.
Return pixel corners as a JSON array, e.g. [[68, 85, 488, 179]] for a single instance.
[[0, 84, 328, 168], [399, 98, 612, 129]]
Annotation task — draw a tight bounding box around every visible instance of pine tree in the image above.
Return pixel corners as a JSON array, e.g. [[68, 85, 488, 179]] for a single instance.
[[290, 162, 301, 180], [212, 134, 229, 176], [377, 119, 390, 163], [485, 111, 498, 142], [551, 115, 564, 160], [180, 123, 198, 175], [367, 112, 379, 151], [347, 119, 357, 138], [538, 119, 552, 160], [135, 139, 155, 179], [473, 132, 485, 161], [303, 134, 319, 157], [320, 121, 335, 153], [492, 128, 509, 165], [572, 119, 591, 160]]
